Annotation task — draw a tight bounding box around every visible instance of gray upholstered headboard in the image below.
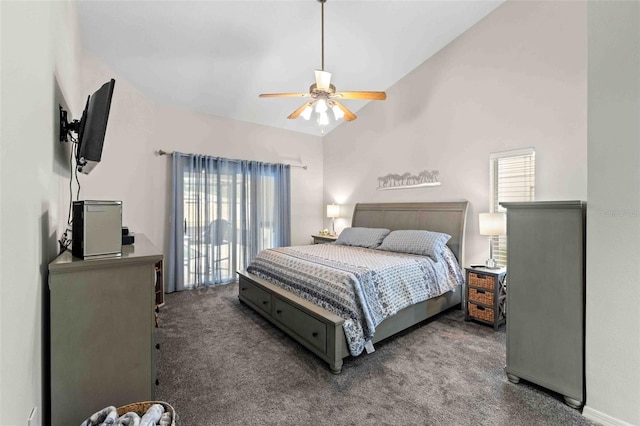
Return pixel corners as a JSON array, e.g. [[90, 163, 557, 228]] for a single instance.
[[352, 202, 469, 266]]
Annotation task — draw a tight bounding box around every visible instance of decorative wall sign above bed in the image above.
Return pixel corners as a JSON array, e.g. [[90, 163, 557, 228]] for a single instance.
[[377, 170, 441, 190]]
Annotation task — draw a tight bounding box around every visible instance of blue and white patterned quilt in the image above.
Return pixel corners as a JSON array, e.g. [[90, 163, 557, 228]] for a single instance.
[[246, 244, 464, 356]]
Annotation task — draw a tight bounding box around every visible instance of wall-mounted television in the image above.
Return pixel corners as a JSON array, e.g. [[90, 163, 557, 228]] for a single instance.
[[59, 78, 116, 174]]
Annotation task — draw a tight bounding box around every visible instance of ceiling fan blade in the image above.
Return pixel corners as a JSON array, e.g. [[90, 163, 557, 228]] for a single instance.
[[259, 93, 310, 98], [332, 101, 357, 122], [334, 91, 387, 101], [287, 102, 314, 120]]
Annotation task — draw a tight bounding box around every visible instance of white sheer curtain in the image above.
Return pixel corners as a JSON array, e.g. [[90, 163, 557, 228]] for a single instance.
[[167, 152, 290, 291]]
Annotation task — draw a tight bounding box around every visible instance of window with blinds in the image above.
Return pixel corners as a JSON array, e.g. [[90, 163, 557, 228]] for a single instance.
[[490, 148, 535, 267]]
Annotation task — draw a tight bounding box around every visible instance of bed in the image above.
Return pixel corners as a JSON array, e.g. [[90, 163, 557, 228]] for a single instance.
[[237, 201, 468, 373]]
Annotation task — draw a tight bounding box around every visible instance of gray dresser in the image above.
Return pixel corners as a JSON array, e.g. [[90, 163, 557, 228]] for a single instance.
[[501, 201, 586, 409], [48, 234, 162, 426]]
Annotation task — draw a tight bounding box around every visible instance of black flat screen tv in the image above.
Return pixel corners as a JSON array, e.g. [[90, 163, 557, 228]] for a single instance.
[[76, 79, 116, 174]]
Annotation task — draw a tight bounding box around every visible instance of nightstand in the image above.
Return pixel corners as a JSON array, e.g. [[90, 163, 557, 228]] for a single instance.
[[311, 234, 338, 244], [465, 266, 507, 330]]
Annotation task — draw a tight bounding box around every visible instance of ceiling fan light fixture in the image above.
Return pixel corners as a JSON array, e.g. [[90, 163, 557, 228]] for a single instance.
[[301, 104, 313, 120], [331, 104, 344, 120], [317, 111, 330, 126], [315, 70, 332, 91], [315, 99, 328, 113]]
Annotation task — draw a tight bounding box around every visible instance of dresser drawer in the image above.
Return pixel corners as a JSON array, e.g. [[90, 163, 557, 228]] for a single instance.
[[239, 277, 272, 315], [468, 272, 496, 290], [273, 297, 327, 353], [468, 287, 494, 305]]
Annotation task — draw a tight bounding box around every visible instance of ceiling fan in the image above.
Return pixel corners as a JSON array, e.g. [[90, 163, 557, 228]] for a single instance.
[[259, 0, 387, 127]]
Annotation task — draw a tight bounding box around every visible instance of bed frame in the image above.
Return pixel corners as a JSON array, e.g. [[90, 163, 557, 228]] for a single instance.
[[237, 201, 469, 373]]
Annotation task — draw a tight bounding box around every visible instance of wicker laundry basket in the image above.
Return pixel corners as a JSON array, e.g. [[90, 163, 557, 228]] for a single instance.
[[116, 401, 176, 425]]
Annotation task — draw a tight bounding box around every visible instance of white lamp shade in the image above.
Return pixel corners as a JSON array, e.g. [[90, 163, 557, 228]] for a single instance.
[[479, 212, 506, 236], [331, 104, 344, 120], [326, 204, 340, 218], [315, 99, 328, 113], [315, 70, 332, 91], [317, 111, 329, 126], [301, 105, 313, 120]]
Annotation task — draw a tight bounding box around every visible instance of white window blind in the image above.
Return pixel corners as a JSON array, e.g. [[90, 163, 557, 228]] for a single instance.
[[490, 148, 535, 267]]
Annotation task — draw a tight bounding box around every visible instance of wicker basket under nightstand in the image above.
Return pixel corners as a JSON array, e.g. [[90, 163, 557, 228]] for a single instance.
[[465, 267, 507, 330]]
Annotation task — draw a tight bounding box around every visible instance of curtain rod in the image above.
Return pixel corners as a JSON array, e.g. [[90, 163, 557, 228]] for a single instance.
[[156, 150, 307, 170]]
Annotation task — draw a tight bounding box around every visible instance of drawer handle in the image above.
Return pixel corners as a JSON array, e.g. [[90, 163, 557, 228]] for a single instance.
[[312, 332, 318, 337], [476, 289, 486, 294], [262, 300, 269, 305], [276, 309, 282, 314], [476, 306, 486, 311], [241, 286, 248, 291]]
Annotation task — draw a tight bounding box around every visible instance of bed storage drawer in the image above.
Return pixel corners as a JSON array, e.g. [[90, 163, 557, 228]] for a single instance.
[[239, 277, 272, 315], [273, 297, 327, 353]]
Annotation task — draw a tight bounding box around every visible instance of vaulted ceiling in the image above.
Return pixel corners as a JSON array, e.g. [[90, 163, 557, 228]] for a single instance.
[[78, 0, 503, 136]]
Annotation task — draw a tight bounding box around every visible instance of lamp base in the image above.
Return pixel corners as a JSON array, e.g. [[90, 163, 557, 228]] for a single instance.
[[485, 258, 500, 269]]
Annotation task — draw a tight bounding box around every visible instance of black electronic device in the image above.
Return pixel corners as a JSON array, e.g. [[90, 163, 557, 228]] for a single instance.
[[59, 79, 116, 175], [122, 226, 129, 236], [122, 234, 135, 245]]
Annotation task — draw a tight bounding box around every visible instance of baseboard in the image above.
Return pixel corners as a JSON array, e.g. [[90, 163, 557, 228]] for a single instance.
[[583, 406, 635, 426]]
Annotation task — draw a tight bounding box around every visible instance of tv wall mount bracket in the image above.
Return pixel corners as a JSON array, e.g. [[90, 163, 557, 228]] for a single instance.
[[59, 105, 80, 143]]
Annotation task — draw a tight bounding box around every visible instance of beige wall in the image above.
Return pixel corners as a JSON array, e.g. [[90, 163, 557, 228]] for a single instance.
[[1, 1, 82, 424], [585, 2, 640, 424], [75, 53, 324, 258], [323, 1, 587, 266]]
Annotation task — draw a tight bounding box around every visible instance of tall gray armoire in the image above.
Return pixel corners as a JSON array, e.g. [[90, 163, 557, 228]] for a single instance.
[[501, 201, 586, 409]]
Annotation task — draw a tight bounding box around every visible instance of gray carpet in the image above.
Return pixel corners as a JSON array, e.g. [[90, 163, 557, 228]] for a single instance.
[[156, 283, 594, 426]]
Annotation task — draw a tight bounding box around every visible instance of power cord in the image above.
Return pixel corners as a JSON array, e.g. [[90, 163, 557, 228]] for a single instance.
[[58, 136, 81, 253]]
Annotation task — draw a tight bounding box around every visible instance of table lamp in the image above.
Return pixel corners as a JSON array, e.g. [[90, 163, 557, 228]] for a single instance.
[[326, 204, 340, 236], [479, 212, 506, 269]]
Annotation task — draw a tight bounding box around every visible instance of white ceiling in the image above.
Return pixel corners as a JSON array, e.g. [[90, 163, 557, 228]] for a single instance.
[[78, 0, 503, 136]]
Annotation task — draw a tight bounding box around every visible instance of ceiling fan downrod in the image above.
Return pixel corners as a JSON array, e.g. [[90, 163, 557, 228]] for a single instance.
[[319, 0, 326, 71]]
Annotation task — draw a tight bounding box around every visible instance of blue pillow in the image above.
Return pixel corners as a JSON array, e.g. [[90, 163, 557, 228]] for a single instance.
[[335, 227, 391, 249], [377, 230, 451, 259]]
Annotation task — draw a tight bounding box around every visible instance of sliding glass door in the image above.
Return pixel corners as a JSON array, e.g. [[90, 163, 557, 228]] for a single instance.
[[168, 153, 290, 291]]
